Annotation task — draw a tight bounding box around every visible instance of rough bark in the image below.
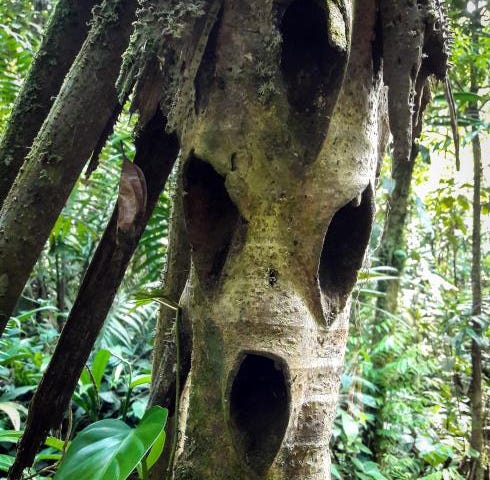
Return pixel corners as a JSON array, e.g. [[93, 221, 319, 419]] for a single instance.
[[170, 2, 381, 478], [0, 0, 137, 333], [8, 109, 179, 480], [376, 152, 416, 314], [116, 0, 449, 477], [151, 174, 191, 399], [0, 0, 98, 206]]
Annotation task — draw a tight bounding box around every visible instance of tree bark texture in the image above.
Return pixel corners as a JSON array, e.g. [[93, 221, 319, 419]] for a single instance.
[[151, 172, 191, 402], [0, 0, 99, 206], [121, 0, 448, 478], [171, 2, 381, 478], [468, 7, 484, 477], [0, 0, 137, 333], [0, 0, 449, 477]]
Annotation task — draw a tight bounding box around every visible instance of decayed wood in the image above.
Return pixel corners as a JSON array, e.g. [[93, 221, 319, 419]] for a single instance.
[[8, 110, 179, 480], [0, 0, 137, 333], [0, 0, 99, 206]]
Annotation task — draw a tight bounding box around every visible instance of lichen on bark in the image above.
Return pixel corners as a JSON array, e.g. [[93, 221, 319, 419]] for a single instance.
[[125, 0, 450, 478]]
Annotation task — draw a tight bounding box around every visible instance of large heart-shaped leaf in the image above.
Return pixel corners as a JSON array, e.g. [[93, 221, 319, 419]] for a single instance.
[[54, 406, 168, 480]]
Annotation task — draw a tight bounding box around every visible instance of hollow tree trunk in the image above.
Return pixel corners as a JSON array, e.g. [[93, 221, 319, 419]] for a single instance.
[[131, 0, 448, 477], [0, 0, 137, 333], [0, 0, 99, 206], [170, 2, 383, 478]]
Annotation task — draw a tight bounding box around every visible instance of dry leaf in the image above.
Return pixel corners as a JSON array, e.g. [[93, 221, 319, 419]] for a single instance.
[[117, 159, 147, 233]]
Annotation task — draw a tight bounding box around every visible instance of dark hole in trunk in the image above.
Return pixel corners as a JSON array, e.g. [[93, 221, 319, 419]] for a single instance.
[[230, 354, 290, 475], [280, 0, 344, 114], [319, 184, 375, 304], [194, 8, 223, 115], [183, 156, 240, 288]]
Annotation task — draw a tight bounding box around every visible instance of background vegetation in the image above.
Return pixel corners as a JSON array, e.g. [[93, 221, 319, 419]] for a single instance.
[[0, 0, 488, 478]]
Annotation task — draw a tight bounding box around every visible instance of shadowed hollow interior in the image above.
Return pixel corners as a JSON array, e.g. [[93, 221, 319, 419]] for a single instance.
[[280, 0, 344, 114], [183, 156, 240, 287], [319, 185, 375, 303], [229, 353, 290, 475]]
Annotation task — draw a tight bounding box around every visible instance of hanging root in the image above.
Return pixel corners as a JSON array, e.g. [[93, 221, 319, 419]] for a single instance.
[[380, 0, 450, 162]]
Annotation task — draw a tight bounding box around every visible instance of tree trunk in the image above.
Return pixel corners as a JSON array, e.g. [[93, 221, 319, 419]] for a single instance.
[[170, 2, 382, 478], [127, 0, 447, 477], [467, 6, 484, 477], [8, 109, 179, 480], [0, 0, 448, 477], [0, 0, 137, 333], [468, 72, 483, 480], [0, 0, 98, 206], [376, 152, 416, 315]]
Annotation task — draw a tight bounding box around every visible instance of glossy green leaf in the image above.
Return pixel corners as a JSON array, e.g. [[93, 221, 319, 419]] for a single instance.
[[129, 374, 152, 389], [91, 349, 111, 390], [146, 427, 166, 470], [54, 406, 168, 480]]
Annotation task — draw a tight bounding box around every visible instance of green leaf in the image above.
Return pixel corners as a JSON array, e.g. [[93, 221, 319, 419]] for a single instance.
[[45, 436, 66, 451], [331, 462, 342, 479], [129, 374, 152, 389], [91, 349, 111, 390], [340, 411, 359, 443], [54, 406, 168, 480], [0, 430, 22, 443], [0, 453, 15, 472], [146, 427, 166, 470], [0, 402, 24, 430]]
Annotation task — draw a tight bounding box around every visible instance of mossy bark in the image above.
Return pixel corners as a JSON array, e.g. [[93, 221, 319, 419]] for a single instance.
[[0, 0, 137, 333], [133, 0, 447, 476], [375, 152, 416, 318], [8, 109, 178, 480], [163, 1, 382, 478], [0, 0, 99, 206], [370, 150, 415, 462]]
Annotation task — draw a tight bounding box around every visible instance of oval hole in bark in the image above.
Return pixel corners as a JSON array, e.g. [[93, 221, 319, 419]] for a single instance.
[[183, 156, 240, 287], [280, 0, 345, 115], [229, 353, 290, 475], [194, 8, 223, 114], [319, 184, 375, 304]]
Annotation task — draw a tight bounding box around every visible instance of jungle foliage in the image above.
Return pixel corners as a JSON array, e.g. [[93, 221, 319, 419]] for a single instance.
[[0, 0, 488, 479]]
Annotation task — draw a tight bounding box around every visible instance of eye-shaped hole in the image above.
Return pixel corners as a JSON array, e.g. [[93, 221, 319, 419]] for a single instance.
[[183, 156, 241, 287], [319, 184, 375, 305], [280, 0, 346, 115], [229, 353, 290, 475], [194, 8, 223, 114]]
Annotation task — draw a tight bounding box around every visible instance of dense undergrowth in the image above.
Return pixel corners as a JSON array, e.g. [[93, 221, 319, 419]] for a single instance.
[[0, 0, 488, 479]]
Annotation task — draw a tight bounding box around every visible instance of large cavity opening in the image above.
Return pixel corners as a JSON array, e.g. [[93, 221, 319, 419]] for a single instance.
[[319, 185, 375, 304], [229, 353, 290, 475], [194, 9, 223, 114], [280, 0, 344, 114], [183, 156, 240, 288]]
